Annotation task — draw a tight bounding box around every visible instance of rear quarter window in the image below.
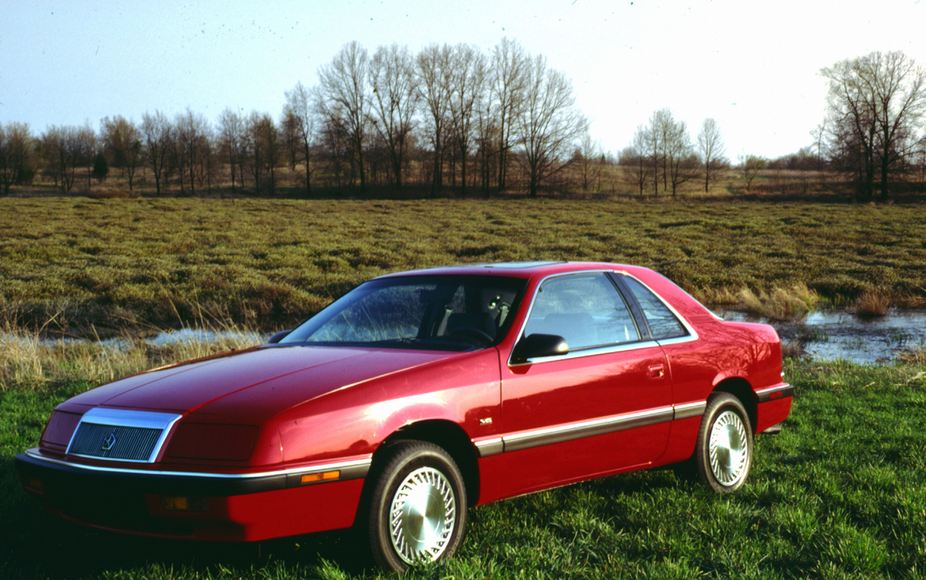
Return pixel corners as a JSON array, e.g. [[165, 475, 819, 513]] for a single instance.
[[623, 277, 688, 340]]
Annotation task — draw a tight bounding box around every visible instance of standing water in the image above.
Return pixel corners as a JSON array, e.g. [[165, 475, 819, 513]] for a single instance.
[[719, 308, 926, 364]]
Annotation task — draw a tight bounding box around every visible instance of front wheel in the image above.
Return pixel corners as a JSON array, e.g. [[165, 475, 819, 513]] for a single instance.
[[364, 441, 467, 572], [694, 393, 753, 493]]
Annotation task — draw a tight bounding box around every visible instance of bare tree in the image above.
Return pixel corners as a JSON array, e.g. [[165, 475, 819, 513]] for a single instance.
[[217, 108, 246, 193], [281, 107, 300, 171], [575, 133, 603, 192], [174, 109, 210, 196], [492, 38, 528, 191], [76, 123, 97, 191], [318, 41, 370, 193], [240, 112, 280, 195], [198, 132, 218, 195], [664, 119, 697, 196], [738, 154, 766, 191], [625, 126, 652, 197], [141, 111, 173, 196], [474, 85, 498, 193], [262, 114, 281, 195], [42, 125, 92, 193], [244, 111, 265, 193], [822, 51, 926, 200], [42, 126, 72, 192], [417, 43, 453, 197], [0, 122, 33, 195], [369, 44, 419, 188], [697, 118, 726, 193], [101, 116, 142, 191], [639, 108, 697, 197], [645, 109, 671, 195], [516, 54, 588, 197], [284, 82, 317, 196], [447, 44, 487, 195], [314, 91, 350, 193]]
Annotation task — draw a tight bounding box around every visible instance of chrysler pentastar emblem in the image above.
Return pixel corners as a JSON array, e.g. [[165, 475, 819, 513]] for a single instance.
[[101, 432, 117, 451]]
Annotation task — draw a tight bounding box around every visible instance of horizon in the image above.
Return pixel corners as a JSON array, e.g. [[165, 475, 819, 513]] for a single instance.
[[2, 0, 925, 160]]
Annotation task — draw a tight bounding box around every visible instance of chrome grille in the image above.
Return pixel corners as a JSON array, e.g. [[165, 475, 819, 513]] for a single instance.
[[65, 408, 182, 463], [68, 423, 163, 461]]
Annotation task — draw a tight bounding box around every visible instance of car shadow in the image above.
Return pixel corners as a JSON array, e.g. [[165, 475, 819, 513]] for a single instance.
[[3, 513, 370, 579]]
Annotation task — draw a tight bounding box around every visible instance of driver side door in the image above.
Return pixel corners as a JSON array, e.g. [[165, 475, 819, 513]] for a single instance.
[[494, 271, 673, 496]]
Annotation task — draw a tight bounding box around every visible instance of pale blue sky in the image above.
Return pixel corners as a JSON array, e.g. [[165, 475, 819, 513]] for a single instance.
[[2, 0, 924, 159]]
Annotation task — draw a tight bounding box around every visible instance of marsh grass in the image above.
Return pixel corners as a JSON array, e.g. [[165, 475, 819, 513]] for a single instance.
[[734, 284, 819, 321], [897, 345, 926, 365], [854, 290, 891, 318], [2, 332, 926, 579], [2, 198, 926, 338], [0, 322, 262, 392]]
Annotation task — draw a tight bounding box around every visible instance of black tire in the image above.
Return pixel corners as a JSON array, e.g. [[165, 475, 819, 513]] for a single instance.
[[694, 393, 753, 494], [364, 441, 467, 572]]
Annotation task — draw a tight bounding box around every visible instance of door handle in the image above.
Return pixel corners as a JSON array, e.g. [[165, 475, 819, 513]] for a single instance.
[[649, 364, 665, 379]]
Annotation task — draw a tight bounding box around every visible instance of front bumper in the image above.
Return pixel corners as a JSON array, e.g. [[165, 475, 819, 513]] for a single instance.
[[15, 450, 369, 542]]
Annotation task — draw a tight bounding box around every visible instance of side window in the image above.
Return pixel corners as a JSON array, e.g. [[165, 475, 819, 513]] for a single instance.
[[623, 277, 688, 339], [523, 273, 640, 350]]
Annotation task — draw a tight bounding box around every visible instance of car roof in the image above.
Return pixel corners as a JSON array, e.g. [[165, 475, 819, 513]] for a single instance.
[[376, 262, 715, 322], [378, 261, 647, 280]]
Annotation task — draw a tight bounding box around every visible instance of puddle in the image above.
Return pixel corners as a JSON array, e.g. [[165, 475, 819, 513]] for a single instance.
[[1, 328, 268, 351], [146, 328, 268, 347], [719, 308, 926, 364]]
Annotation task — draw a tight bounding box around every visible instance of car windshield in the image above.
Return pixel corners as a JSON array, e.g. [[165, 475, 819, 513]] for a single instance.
[[279, 275, 527, 351]]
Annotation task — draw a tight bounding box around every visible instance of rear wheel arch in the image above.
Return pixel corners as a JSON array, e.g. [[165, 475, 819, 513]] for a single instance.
[[712, 377, 757, 434]]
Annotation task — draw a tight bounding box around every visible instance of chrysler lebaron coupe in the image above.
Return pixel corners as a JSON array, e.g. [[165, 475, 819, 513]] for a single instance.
[[17, 262, 793, 571]]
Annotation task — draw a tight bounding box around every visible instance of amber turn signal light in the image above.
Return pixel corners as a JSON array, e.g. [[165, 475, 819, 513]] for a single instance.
[[21, 475, 46, 495], [160, 496, 209, 512], [301, 470, 340, 484]]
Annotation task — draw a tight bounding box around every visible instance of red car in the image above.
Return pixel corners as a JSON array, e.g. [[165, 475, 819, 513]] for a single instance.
[[17, 262, 792, 571]]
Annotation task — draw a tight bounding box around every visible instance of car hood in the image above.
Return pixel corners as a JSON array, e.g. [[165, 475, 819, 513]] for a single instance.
[[62, 345, 461, 417]]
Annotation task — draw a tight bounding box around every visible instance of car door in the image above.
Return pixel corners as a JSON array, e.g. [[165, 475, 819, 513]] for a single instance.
[[494, 271, 673, 496]]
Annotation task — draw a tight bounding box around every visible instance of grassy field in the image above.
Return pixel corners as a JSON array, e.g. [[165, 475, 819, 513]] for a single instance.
[[2, 337, 925, 579], [2, 197, 926, 338], [3, 196, 926, 577]]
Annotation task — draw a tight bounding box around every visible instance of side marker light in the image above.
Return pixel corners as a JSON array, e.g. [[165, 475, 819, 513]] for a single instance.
[[301, 470, 340, 484]]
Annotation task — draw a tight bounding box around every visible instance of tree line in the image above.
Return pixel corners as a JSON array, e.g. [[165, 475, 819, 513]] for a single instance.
[[1, 45, 924, 200], [0, 39, 595, 198]]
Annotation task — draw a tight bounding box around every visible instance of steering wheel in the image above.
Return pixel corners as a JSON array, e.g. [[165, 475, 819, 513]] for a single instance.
[[447, 326, 494, 345]]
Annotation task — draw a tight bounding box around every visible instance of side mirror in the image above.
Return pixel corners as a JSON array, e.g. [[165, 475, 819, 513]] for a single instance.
[[510, 333, 569, 364], [268, 330, 291, 344]]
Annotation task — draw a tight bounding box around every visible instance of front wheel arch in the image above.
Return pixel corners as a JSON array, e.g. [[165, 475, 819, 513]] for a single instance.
[[376, 420, 481, 507]]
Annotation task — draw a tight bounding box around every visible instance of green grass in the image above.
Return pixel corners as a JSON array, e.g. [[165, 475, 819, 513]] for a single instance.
[[3, 195, 926, 577], [2, 198, 926, 337], [2, 351, 926, 579]]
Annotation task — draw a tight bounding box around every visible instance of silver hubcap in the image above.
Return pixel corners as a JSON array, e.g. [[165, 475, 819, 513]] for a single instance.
[[708, 410, 749, 486], [389, 466, 456, 564]]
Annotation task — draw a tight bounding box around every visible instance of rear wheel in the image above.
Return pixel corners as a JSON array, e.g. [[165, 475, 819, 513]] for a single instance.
[[694, 393, 753, 493], [365, 441, 467, 572]]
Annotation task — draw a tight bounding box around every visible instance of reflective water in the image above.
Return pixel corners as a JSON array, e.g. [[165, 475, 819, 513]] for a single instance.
[[1, 328, 268, 351], [719, 308, 926, 364], [146, 328, 268, 347]]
